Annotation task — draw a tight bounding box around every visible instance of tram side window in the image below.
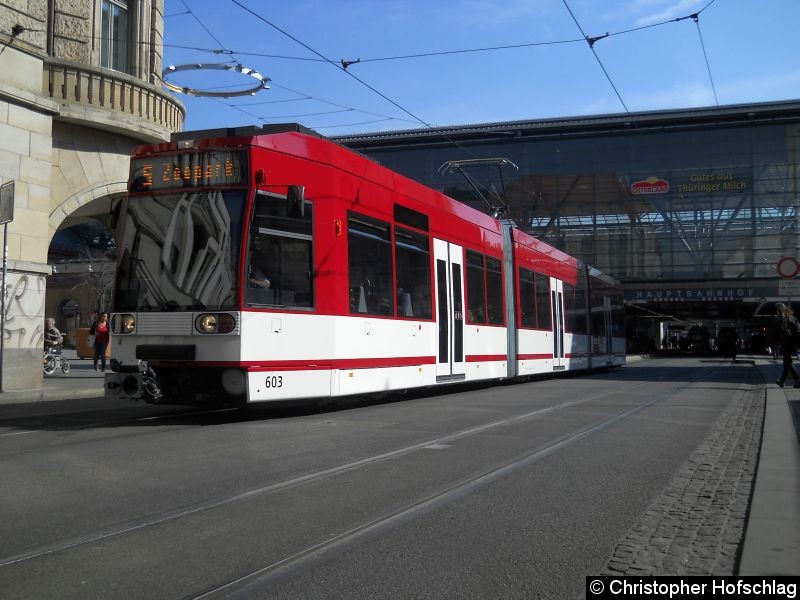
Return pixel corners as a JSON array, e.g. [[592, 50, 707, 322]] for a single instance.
[[535, 272, 552, 330], [573, 286, 587, 334], [486, 257, 504, 325], [466, 250, 486, 324], [563, 283, 575, 332], [611, 293, 625, 337], [246, 191, 314, 308], [591, 291, 607, 337], [348, 214, 394, 316], [395, 227, 432, 319], [518, 268, 536, 328], [563, 283, 587, 334]]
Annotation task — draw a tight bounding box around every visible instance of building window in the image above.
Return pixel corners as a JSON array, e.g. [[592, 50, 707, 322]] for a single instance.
[[101, 0, 130, 73]]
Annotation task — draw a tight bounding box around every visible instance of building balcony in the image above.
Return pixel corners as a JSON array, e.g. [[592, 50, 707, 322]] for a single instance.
[[43, 57, 184, 142]]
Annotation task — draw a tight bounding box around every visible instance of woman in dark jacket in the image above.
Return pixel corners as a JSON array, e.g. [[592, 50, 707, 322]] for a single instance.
[[774, 303, 800, 387]]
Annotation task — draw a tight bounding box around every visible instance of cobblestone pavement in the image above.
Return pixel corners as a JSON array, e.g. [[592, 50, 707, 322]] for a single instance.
[[602, 367, 764, 576]]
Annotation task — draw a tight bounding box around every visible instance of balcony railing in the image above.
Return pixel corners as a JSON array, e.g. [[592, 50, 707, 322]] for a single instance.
[[43, 58, 184, 139]]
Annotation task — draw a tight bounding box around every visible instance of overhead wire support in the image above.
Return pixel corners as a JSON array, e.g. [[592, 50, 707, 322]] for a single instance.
[[225, 0, 524, 218], [561, 0, 630, 114], [166, 0, 720, 72], [179, 0, 233, 58], [229, 0, 435, 130], [160, 2, 409, 127], [586, 33, 609, 49], [692, 12, 719, 106]]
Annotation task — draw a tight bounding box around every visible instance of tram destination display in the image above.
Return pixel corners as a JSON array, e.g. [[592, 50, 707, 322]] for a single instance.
[[130, 150, 247, 192]]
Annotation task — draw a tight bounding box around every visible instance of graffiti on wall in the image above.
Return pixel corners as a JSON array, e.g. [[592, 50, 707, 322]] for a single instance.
[[2, 272, 46, 348]]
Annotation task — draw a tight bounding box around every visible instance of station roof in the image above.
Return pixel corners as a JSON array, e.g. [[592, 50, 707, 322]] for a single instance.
[[334, 99, 800, 148]]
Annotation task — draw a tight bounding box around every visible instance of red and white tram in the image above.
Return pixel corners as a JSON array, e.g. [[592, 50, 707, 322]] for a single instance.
[[105, 124, 625, 406]]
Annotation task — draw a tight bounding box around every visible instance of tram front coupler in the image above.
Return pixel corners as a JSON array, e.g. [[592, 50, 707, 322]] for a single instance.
[[105, 359, 163, 403]]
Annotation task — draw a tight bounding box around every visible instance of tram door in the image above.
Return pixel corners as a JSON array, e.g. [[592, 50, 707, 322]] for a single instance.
[[433, 239, 466, 381], [551, 279, 566, 370]]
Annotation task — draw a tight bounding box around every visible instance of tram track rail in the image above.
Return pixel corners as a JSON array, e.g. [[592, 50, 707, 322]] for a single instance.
[[0, 356, 680, 443], [0, 361, 718, 584], [193, 364, 739, 599], [190, 386, 673, 600]]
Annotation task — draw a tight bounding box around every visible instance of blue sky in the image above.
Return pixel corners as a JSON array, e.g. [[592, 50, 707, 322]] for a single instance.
[[163, 0, 800, 135]]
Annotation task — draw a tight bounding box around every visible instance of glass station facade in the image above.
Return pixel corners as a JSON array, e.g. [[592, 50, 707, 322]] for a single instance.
[[338, 101, 800, 352]]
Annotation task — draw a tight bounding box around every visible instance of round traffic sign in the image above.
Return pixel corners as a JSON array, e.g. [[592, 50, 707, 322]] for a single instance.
[[777, 256, 800, 279]]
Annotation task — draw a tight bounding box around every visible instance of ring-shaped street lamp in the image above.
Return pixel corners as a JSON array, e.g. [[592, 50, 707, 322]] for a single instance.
[[162, 63, 270, 98]]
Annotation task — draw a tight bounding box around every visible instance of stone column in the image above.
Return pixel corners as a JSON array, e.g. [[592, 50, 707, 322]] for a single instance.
[[0, 44, 58, 390]]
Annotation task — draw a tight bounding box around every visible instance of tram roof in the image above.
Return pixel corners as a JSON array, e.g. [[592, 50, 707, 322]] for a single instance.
[[144, 123, 585, 274]]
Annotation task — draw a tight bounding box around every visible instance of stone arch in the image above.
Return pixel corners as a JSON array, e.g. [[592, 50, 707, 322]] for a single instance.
[[48, 181, 128, 241], [46, 181, 124, 356]]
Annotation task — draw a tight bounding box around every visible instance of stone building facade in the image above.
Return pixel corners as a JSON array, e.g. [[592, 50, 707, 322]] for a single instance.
[[0, 0, 183, 389]]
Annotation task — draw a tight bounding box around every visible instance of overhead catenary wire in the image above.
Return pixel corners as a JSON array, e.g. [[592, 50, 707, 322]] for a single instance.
[[692, 5, 720, 106], [228, 0, 436, 131], [160, 66, 418, 126], [133, 1, 722, 131], [163, 0, 723, 221], [161, 3, 716, 69], [164, 2, 422, 129], [267, 82, 420, 125], [178, 0, 234, 61], [167, 1, 396, 128], [225, 0, 528, 223], [206, 88, 400, 131], [313, 118, 395, 130], [248, 108, 353, 119], [561, 0, 631, 114], [560, 0, 719, 116]]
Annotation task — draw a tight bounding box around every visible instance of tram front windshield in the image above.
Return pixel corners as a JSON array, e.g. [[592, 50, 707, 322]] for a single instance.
[[114, 190, 245, 311]]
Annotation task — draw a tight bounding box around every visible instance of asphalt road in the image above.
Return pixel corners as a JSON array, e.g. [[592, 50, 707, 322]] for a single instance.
[[0, 356, 757, 599]]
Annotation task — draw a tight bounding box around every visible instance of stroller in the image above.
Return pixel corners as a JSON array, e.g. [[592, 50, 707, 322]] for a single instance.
[[43, 335, 70, 375]]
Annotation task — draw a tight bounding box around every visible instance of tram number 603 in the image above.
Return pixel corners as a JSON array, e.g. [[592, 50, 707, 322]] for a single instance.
[[265, 375, 283, 388]]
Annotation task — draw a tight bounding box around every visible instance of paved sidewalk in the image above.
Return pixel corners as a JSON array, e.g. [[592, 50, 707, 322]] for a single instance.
[[0, 348, 104, 403], [740, 355, 800, 575], [0, 352, 797, 575]]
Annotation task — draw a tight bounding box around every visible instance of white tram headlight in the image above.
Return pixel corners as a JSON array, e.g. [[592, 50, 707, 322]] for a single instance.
[[195, 313, 236, 334], [112, 314, 136, 334]]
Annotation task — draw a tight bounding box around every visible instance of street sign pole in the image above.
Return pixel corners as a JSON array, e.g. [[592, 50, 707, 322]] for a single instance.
[[777, 256, 800, 309], [0, 181, 15, 393]]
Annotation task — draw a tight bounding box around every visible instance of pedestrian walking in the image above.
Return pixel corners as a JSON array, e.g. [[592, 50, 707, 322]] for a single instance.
[[89, 312, 110, 372], [773, 303, 800, 387], [718, 327, 741, 364]]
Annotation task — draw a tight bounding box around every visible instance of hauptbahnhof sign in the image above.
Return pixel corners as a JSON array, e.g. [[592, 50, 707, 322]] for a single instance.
[[625, 286, 774, 302]]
